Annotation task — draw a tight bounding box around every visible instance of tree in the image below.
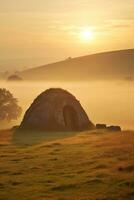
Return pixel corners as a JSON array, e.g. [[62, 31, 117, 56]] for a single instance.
[[0, 88, 22, 122], [7, 74, 22, 81]]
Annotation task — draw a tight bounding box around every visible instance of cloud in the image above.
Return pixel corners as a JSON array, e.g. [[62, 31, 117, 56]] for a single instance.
[[50, 19, 134, 36], [87, 19, 134, 34]]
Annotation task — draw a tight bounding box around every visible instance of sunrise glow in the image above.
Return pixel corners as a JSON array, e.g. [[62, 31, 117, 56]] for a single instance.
[[80, 29, 94, 42]]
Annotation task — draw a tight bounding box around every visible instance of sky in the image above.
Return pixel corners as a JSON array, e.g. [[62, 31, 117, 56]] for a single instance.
[[0, 0, 134, 70]]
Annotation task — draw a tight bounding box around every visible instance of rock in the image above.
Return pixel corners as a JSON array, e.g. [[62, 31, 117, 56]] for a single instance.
[[107, 126, 121, 132], [96, 124, 107, 129], [19, 88, 95, 132]]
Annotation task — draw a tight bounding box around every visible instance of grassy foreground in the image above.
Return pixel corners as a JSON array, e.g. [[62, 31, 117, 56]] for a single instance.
[[0, 130, 134, 200]]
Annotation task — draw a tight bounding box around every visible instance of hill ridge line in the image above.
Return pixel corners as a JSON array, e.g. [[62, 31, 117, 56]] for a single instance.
[[21, 48, 134, 73]]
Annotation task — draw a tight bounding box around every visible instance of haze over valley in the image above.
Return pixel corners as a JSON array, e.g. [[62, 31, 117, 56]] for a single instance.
[[0, 79, 134, 130]]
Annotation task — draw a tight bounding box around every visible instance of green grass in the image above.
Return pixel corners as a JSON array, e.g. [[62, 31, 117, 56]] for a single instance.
[[0, 130, 134, 200]]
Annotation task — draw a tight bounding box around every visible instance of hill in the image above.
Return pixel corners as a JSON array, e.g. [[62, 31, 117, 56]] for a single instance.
[[20, 49, 134, 81], [0, 130, 134, 199]]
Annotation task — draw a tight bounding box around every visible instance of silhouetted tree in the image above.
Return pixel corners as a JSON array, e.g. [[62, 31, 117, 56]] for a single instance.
[[7, 74, 22, 81], [66, 57, 72, 60], [0, 88, 22, 122]]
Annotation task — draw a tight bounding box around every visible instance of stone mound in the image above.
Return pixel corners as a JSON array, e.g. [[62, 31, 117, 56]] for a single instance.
[[19, 88, 95, 132]]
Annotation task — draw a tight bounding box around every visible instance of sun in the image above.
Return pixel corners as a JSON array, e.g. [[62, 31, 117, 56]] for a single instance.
[[80, 29, 94, 42]]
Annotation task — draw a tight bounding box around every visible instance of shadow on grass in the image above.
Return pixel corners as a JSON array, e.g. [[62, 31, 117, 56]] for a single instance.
[[12, 130, 78, 146]]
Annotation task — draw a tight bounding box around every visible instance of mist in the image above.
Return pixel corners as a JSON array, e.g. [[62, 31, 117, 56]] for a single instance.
[[0, 80, 134, 130]]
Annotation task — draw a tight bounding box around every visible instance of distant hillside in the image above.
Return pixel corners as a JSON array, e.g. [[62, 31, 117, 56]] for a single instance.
[[20, 49, 134, 81]]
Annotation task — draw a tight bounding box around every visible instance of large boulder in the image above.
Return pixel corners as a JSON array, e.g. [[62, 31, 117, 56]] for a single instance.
[[107, 126, 121, 132], [96, 124, 107, 129], [19, 88, 95, 132]]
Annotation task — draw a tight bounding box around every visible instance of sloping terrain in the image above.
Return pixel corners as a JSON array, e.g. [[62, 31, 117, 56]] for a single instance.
[[20, 49, 134, 81], [0, 130, 134, 200]]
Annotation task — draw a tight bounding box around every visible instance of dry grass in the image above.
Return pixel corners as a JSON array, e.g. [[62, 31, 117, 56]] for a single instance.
[[0, 130, 134, 200]]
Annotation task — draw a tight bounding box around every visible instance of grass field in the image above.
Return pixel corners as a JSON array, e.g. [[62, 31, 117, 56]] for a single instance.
[[0, 130, 134, 200]]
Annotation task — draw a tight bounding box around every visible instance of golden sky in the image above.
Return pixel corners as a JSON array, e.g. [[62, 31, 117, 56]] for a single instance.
[[0, 0, 134, 69]]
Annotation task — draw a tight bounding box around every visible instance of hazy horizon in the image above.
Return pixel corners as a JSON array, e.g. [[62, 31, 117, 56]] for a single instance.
[[0, 0, 134, 71], [0, 1, 134, 129], [0, 80, 134, 130]]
